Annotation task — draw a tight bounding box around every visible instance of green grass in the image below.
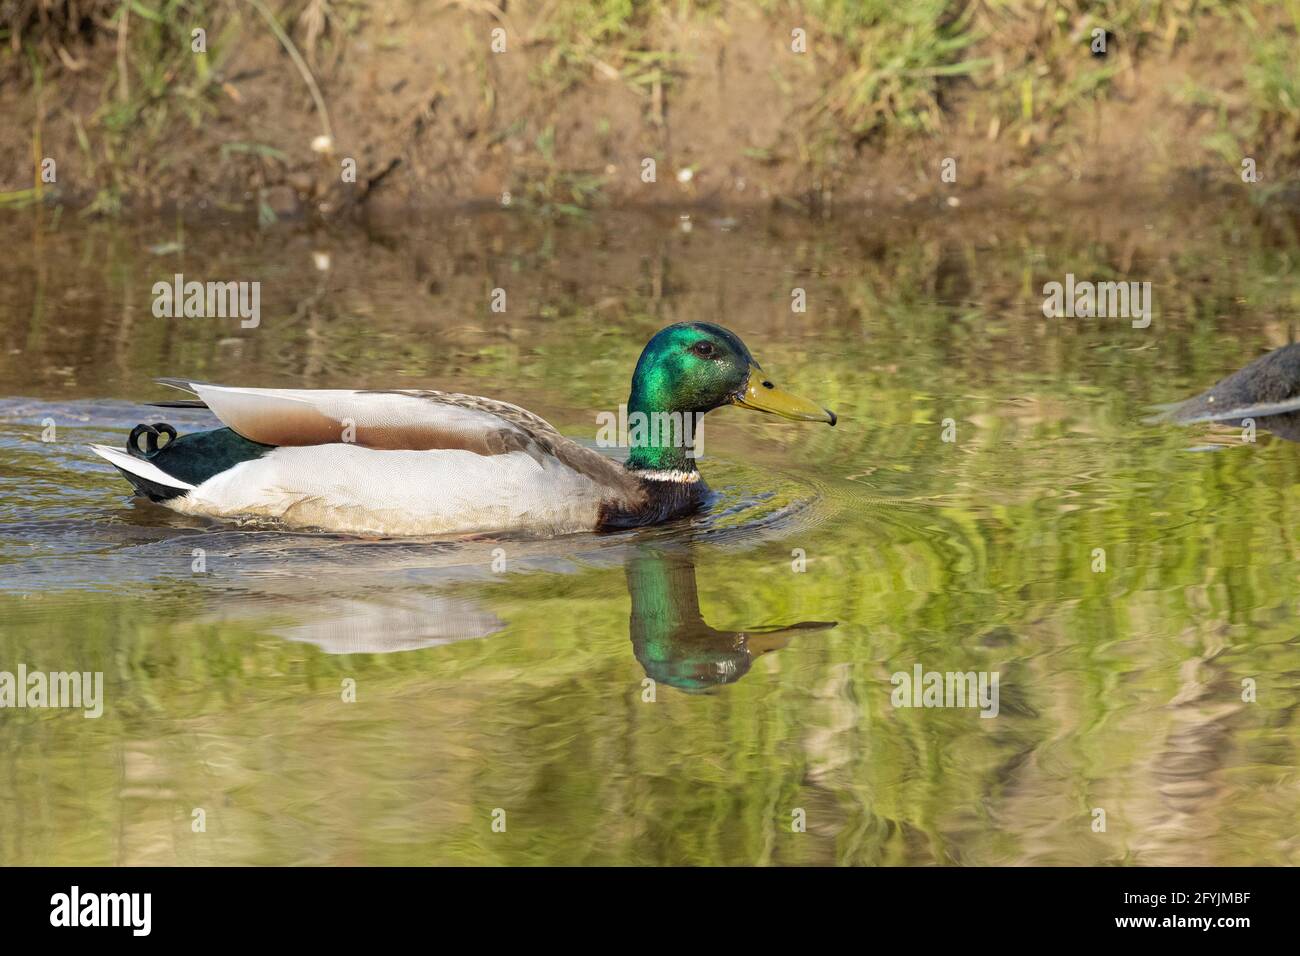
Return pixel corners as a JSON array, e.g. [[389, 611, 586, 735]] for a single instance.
[[1, 0, 334, 209], [801, 0, 987, 137]]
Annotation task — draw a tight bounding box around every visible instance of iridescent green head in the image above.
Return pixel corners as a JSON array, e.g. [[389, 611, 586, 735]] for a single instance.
[[625, 322, 836, 472]]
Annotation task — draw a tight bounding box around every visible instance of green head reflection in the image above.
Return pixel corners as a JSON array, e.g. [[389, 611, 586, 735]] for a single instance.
[[626, 546, 836, 692]]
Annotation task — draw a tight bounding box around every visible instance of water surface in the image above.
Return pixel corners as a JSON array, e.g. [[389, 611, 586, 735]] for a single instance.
[[1, 202, 1298, 865]]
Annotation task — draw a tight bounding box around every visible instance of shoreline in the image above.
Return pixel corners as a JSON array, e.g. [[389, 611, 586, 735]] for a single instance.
[[3, 2, 1297, 218]]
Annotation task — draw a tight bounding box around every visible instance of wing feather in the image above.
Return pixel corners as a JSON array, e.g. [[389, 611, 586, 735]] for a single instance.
[[156, 381, 640, 494]]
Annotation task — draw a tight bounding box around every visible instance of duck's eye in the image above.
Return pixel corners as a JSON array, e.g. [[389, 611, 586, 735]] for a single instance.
[[691, 341, 717, 358]]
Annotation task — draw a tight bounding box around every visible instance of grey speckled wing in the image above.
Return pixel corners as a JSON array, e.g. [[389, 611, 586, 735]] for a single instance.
[[1152, 342, 1300, 439]]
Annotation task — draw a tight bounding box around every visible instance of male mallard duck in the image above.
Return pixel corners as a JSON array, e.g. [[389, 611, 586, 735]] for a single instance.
[[91, 322, 836, 536], [1156, 341, 1300, 442]]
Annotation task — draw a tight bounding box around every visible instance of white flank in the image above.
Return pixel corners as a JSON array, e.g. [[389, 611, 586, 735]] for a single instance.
[[165, 444, 607, 536], [89, 444, 196, 491]]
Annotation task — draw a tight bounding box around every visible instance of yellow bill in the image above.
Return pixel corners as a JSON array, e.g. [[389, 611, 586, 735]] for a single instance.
[[732, 372, 837, 425]]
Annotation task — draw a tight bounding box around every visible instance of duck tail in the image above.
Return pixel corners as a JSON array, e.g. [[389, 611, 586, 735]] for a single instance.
[[89, 421, 196, 502]]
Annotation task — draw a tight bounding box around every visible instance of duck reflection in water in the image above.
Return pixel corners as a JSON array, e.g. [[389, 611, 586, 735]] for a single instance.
[[626, 546, 836, 692], [260, 541, 835, 685]]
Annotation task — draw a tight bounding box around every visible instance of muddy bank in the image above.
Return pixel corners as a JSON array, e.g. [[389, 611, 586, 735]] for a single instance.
[[1, 1, 1296, 218]]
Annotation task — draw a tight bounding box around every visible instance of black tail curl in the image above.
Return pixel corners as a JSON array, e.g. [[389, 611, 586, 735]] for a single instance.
[[127, 422, 177, 458]]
